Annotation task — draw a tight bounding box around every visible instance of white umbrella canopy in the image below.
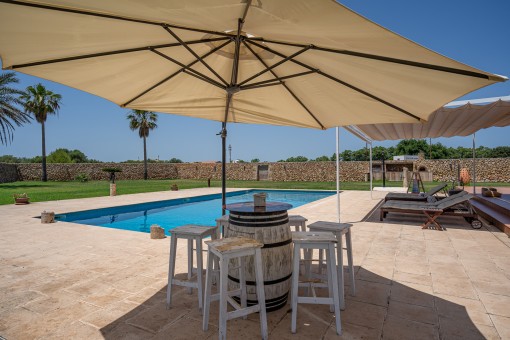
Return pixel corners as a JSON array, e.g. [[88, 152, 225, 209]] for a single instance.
[[0, 0, 506, 129], [0, 0, 506, 213]]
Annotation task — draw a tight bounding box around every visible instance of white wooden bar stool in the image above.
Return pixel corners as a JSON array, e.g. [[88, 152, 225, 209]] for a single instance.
[[203, 237, 268, 340], [307, 221, 355, 310], [166, 225, 218, 312], [288, 215, 308, 231], [215, 214, 229, 237], [291, 231, 341, 335]]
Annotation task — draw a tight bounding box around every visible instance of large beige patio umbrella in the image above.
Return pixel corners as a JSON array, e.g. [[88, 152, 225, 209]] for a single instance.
[[0, 0, 506, 211]]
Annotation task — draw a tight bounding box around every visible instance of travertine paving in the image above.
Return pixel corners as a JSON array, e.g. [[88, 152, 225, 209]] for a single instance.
[[1, 188, 509, 339]]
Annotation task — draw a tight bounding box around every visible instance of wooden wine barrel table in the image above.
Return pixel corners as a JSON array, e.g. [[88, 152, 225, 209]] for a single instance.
[[225, 201, 292, 311]]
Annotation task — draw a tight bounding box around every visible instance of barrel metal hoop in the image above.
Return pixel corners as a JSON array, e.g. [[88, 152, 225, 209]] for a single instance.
[[262, 238, 292, 248], [229, 218, 289, 228], [228, 272, 292, 286]]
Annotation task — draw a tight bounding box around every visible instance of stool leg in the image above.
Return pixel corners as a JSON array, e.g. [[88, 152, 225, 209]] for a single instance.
[[254, 248, 268, 340], [326, 245, 335, 313], [328, 244, 342, 335], [318, 249, 324, 275], [239, 256, 247, 319], [166, 235, 178, 309], [196, 237, 204, 312], [219, 257, 229, 340], [291, 244, 301, 334], [202, 249, 214, 331], [187, 238, 193, 294], [346, 230, 356, 296], [336, 235, 345, 310]]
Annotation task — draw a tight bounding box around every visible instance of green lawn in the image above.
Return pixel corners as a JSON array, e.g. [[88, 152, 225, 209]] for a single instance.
[[1, 179, 508, 205]]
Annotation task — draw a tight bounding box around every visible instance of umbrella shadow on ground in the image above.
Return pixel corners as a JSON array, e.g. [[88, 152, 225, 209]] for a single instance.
[[98, 266, 489, 339]]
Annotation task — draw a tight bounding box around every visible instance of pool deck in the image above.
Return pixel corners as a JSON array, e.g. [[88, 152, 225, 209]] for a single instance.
[[1, 188, 510, 339]]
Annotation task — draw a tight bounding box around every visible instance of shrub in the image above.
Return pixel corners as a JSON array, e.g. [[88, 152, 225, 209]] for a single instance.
[[75, 173, 89, 182]]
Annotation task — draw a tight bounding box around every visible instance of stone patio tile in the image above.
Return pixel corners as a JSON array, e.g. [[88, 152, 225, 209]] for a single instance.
[[0, 306, 39, 333], [393, 270, 432, 286], [356, 262, 393, 285], [80, 300, 142, 329], [50, 320, 104, 340], [152, 316, 217, 340], [478, 292, 510, 317], [346, 279, 391, 308], [125, 286, 167, 307], [23, 289, 82, 314], [472, 279, 510, 297], [382, 314, 439, 340], [390, 281, 434, 308], [111, 274, 160, 294], [340, 298, 386, 329], [65, 277, 113, 296], [432, 276, 478, 299], [0, 290, 45, 314], [100, 323, 155, 340], [430, 263, 469, 279], [323, 321, 382, 339], [490, 314, 510, 339], [269, 312, 331, 339], [434, 293, 492, 326], [125, 300, 189, 334], [388, 299, 437, 325], [394, 259, 430, 276], [79, 287, 128, 308], [438, 315, 500, 340]]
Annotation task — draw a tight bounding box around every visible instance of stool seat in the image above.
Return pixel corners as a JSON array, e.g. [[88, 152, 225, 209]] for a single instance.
[[203, 237, 268, 340], [167, 225, 218, 312], [292, 231, 337, 243], [307, 221, 356, 310], [288, 215, 308, 232]]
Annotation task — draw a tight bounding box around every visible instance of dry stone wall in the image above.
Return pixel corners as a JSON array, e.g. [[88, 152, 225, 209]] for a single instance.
[[0, 163, 18, 183], [415, 158, 510, 183], [3, 158, 509, 183]]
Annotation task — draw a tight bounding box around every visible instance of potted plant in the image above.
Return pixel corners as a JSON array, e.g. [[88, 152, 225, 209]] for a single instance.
[[13, 193, 30, 205]]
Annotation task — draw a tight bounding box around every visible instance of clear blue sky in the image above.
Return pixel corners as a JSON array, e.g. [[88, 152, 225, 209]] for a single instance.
[[1, 0, 509, 162]]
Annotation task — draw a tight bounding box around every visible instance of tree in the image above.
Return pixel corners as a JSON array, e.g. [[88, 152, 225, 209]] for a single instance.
[[127, 110, 158, 180], [0, 72, 31, 145], [20, 84, 62, 181], [286, 156, 308, 162], [395, 139, 428, 156], [251, 158, 260, 163], [47, 148, 72, 163], [314, 155, 330, 162], [168, 157, 183, 163], [69, 149, 88, 163]]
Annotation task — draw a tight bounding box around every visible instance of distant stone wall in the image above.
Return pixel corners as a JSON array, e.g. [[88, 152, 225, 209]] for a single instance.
[[415, 158, 510, 183], [15, 163, 179, 181], [269, 161, 368, 182], [0, 163, 18, 183], [3, 158, 509, 183]]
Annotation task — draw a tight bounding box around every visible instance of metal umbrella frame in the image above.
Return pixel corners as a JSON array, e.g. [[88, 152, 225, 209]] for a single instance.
[[1, 0, 506, 214]]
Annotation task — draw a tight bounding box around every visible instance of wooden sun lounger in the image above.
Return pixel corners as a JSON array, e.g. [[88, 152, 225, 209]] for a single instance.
[[380, 191, 478, 230], [384, 183, 448, 202]]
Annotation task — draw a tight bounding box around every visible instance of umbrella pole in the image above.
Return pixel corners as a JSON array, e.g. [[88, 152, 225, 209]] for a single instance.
[[369, 142, 373, 199], [221, 122, 227, 217], [472, 133, 476, 194], [336, 127, 340, 223]]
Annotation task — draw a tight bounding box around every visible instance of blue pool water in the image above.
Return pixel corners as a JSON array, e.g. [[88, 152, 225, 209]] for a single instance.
[[56, 190, 334, 235]]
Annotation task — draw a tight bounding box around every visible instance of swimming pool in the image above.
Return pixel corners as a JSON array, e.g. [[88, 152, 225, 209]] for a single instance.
[[56, 190, 334, 235]]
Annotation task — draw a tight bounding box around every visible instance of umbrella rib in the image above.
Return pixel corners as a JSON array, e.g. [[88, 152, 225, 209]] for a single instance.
[[242, 40, 325, 129], [238, 45, 312, 86], [122, 40, 232, 107], [182, 70, 225, 90], [0, 0, 235, 38], [241, 70, 317, 89], [6, 37, 229, 70], [150, 49, 224, 89], [162, 26, 230, 86], [248, 37, 499, 81], [247, 39, 422, 122]]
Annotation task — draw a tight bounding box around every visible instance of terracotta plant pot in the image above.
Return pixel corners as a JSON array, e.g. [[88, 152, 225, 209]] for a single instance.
[[460, 168, 470, 185], [14, 197, 30, 205]]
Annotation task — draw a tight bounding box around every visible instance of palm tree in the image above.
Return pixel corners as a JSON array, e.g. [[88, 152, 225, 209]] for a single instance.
[[127, 110, 158, 180], [0, 72, 31, 145], [20, 84, 62, 182]]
